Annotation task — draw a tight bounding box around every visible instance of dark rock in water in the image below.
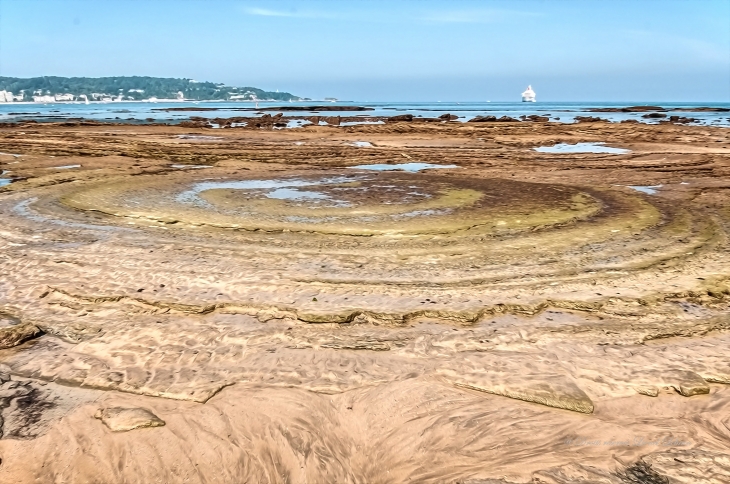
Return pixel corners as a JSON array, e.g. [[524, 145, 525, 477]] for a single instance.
[[439, 113, 458, 121], [627, 106, 666, 112], [263, 105, 373, 111], [669, 115, 697, 124], [0, 322, 42, 349], [468, 115, 497, 122], [387, 114, 414, 122], [670, 106, 730, 112], [575, 116, 604, 123], [524, 114, 550, 122], [643, 112, 667, 118], [179, 120, 210, 128], [589, 105, 666, 113], [466, 115, 521, 122], [620, 119, 640, 124]]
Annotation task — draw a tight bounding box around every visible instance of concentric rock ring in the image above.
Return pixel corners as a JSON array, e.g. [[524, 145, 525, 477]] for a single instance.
[[60, 172, 602, 235]]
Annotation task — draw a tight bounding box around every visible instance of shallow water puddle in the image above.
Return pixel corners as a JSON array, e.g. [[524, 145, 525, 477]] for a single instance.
[[627, 185, 663, 195], [266, 188, 330, 200], [350, 141, 373, 147], [171, 164, 213, 169], [341, 120, 385, 126], [49, 165, 81, 169], [176, 176, 358, 204], [0, 179, 11, 187], [533, 142, 630, 154], [285, 120, 312, 129], [349, 162, 458, 172]]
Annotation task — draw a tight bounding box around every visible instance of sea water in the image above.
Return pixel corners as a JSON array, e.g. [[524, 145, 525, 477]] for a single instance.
[[2, 101, 728, 126]]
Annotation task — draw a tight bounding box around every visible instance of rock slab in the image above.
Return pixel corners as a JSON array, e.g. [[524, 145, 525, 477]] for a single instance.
[[440, 370, 595, 414], [0, 322, 42, 349], [94, 406, 165, 432]]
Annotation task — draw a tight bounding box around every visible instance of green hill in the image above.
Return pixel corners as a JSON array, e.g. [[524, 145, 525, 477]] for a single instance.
[[0, 76, 301, 102]]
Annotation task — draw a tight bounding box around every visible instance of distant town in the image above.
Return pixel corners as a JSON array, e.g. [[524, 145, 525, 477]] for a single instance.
[[0, 76, 305, 103]]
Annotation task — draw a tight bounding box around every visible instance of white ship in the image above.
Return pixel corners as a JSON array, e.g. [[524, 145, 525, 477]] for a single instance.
[[521, 85, 536, 102]]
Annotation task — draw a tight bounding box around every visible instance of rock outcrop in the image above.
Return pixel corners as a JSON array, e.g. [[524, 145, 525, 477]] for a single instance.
[[387, 114, 413, 122], [94, 407, 165, 432], [439, 370, 595, 414], [0, 322, 42, 349]]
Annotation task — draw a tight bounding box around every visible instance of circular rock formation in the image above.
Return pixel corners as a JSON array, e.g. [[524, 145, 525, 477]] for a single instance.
[[59, 172, 601, 235], [0, 121, 729, 483]]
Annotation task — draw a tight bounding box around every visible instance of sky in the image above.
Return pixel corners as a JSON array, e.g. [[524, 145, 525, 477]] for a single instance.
[[1, 0, 728, 101]]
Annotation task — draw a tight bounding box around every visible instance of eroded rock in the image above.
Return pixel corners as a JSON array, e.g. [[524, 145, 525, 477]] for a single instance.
[[636, 385, 659, 397], [666, 370, 709, 397], [440, 370, 595, 414], [94, 406, 165, 432], [574, 116, 604, 122], [387, 114, 413, 122], [0, 322, 42, 349], [0, 376, 57, 439]]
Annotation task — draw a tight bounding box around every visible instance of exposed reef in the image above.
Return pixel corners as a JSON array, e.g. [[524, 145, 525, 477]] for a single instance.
[[0, 118, 729, 482]]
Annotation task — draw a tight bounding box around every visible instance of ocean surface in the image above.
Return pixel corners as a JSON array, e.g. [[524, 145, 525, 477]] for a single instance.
[[1, 101, 729, 126]]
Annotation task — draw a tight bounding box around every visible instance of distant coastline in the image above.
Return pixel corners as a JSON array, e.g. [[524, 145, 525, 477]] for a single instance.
[[0, 75, 306, 103]]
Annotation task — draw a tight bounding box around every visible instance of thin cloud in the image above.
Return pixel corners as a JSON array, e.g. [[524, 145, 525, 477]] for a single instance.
[[244, 7, 295, 17], [242, 7, 334, 19], [420, 9, 540, 24]]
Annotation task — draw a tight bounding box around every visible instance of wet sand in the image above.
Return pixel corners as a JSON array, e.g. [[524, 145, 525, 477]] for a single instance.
[[0, 118, 729, 482]]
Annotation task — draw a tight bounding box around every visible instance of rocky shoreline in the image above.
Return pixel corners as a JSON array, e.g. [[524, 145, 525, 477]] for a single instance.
[[0, 119, 729, 483]]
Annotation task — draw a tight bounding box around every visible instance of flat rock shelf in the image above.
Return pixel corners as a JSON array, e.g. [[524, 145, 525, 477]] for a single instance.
[[0, 118, 729, 483]]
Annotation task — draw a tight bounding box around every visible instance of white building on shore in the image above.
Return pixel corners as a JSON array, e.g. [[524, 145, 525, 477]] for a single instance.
[[0, 90, 15, 102], [33, 94, 56, 103]]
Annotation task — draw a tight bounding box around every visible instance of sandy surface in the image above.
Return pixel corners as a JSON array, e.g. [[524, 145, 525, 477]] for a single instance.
[[0, 118, 729, 482]]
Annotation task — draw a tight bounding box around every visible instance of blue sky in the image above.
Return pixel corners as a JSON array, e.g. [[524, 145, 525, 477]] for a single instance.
[[1, 0, 728, 101]]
